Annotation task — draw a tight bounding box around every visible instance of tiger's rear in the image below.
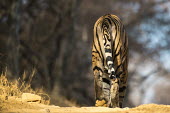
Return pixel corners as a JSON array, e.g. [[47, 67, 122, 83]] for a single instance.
[[92, 14, 128, 108]]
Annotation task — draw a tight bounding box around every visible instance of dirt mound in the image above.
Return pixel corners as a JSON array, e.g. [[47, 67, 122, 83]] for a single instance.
[[1, 96, 170, 113]]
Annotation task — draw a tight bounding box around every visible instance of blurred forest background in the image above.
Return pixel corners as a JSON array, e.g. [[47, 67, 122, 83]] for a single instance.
[[0, 0, 170, 107]]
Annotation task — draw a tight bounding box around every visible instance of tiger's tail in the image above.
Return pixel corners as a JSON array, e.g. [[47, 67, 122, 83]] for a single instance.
[[101, 15, 116, 79]]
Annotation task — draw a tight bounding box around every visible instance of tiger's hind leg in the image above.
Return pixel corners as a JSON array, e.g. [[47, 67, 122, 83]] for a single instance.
[[109, 78, 120, 107], [118, 84, 127, 108], [94, 77, 107, 107], [118, 78, 128, 108], [94, 72, 111, 107]]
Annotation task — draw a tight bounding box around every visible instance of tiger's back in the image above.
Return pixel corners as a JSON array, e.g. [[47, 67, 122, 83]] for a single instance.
[[92, 14, 128, 108]]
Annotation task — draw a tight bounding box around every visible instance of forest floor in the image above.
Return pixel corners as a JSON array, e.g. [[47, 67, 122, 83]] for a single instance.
[[0, 95, 170, 113]]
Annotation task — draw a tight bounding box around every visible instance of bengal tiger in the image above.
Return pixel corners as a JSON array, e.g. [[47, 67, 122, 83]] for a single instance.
[[92, 14, 128, 108]]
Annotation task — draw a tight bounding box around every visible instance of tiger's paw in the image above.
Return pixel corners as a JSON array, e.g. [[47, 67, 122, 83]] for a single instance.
[[95, 99, 107, 107]]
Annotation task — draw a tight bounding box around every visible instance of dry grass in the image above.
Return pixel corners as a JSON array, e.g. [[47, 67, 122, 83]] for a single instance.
[[0, 71, 22, 97], [0, 69, 50, 105]]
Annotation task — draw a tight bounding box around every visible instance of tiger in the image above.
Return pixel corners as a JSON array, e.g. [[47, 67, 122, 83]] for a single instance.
[[92, 14, 128, 108]]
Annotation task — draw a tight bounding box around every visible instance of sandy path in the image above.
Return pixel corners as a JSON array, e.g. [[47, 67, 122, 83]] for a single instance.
[[0, 96, 170, 113], [1, 102, 170, 113]]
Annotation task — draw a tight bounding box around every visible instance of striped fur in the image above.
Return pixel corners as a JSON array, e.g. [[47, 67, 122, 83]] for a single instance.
[[92, 14, 128, 108]]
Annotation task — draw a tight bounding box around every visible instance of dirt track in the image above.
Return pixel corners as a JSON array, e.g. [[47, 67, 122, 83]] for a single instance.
[[1, 99, 170, 113]]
